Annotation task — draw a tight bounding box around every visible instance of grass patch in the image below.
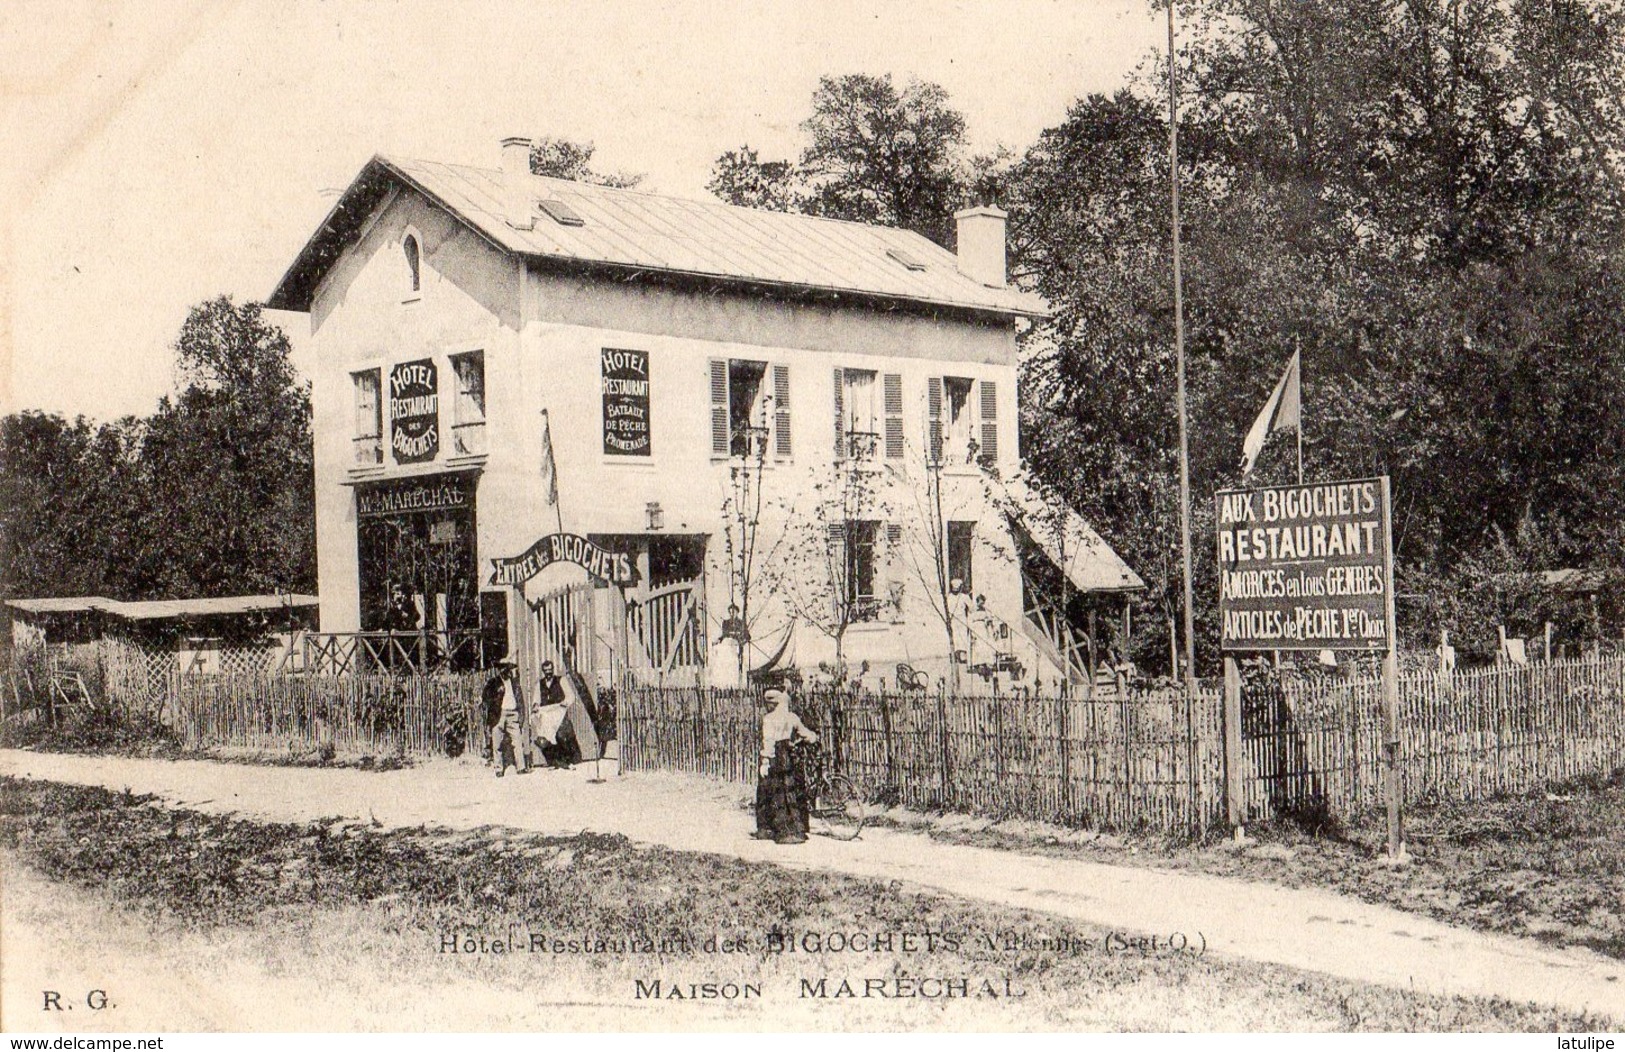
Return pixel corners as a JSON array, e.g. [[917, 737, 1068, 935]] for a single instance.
[[0, 776, 1611, 1032], [883, 768, 1625, 962]]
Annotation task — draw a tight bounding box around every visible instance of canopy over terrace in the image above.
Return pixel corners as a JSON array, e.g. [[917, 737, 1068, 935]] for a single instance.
[[7, 594, 319, 648], [993, 467, 1145, 685]]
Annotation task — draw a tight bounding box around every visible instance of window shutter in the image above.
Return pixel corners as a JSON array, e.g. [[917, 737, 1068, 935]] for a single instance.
[[978, 379, 999, 467], [709, 359, 728, 456], [827, 521, 848, 617], [772, 364, 792, 457], [883, 373, 904, 459], [926, 377, 944, 465], [832, 367, 845, 458]]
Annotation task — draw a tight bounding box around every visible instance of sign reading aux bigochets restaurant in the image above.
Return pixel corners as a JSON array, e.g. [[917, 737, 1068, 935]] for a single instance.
[[1216, 477, 1392, 651], [390, 358, 439, 464]]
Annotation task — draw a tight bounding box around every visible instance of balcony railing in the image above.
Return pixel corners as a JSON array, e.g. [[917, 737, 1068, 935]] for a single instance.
[[843, 430, 881, 461], [451, 420, 486, 456]]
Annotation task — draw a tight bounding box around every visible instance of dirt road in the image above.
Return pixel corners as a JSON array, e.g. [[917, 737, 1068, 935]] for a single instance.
[[4, 748, 1621, 1020]]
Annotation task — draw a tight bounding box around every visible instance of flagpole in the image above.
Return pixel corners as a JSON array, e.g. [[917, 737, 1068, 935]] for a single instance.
[[1168, 1, 1197, 693], [1295, 341, 1304, 485]]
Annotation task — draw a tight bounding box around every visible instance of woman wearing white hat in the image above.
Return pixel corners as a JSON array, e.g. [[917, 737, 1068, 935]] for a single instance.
[[754, 687, 818, 843]]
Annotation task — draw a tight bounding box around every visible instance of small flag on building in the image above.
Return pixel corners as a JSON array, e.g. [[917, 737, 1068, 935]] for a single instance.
[[540, 410, 559, 506], [1239, 350, 1301, 478]]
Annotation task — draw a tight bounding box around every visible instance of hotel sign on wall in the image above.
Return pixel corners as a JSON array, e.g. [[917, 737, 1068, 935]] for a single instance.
[[601, 348, 651, 456], [390, 358, 439, 463], [1215, 477, 1392, 651]]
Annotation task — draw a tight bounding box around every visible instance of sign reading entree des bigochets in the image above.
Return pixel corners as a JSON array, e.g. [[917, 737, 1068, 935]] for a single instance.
[[390, 358, 439, 464], [601, 347, 650, 456], [1215, 477, 1391, 651]]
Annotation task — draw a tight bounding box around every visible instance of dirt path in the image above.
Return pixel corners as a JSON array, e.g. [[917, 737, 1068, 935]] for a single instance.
[[4, 749, 1622, 1021]]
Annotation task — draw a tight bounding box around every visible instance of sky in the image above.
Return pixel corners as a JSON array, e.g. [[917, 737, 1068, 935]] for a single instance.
[[1, 0, 1165, 422]]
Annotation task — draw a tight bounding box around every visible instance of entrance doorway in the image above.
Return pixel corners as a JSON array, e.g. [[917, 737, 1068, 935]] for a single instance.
[[355, 473, 482, 670]]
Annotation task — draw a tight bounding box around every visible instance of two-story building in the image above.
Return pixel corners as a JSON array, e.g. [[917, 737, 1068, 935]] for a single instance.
[[268, 138, 1141, 691]]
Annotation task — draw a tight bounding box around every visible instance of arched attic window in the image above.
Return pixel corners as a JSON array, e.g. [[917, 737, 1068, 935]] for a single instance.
[[403, 233, 421, 293]]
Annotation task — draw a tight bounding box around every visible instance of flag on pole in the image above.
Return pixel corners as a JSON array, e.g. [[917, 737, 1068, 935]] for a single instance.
[[1239, 350, 1301, 478], [539, 409, 559, 507]]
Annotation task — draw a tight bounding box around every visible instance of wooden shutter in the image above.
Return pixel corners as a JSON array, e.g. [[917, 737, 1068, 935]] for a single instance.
[[709, 359, 729, 456], [832, 367, 845, 458], [883, 373, 904, 459], [978, 379, 999, 467], [772, 364, 792, 457], [827, 521, 848, 617], [926, 377, 944, 465]]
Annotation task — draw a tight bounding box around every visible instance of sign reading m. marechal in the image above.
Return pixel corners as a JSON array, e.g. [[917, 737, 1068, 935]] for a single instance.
[[1215, 477, 1392, 651]]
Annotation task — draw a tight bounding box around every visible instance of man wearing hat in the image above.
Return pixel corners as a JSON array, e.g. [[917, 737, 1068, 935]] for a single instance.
[[483, 651, 531, 777]]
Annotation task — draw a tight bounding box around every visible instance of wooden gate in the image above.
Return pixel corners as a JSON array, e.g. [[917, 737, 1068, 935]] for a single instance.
[[629, 581, 706, 677]]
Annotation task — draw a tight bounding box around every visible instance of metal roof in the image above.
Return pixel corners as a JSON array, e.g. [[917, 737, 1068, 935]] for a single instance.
[[996, 469, 1146, 594], [268, 154, 1050, 319], [6, 594, 319, 620]]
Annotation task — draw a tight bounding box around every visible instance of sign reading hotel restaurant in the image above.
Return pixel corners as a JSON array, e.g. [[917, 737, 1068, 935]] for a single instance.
[[490, 533, 636, 587], [601, 348, 651, 456], [1216, 478, 1391, 651], [390, 358, 439, 463], [356, 474, 469, 518]]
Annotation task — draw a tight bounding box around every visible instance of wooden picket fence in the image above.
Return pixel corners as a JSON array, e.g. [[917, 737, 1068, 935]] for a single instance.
[[620, 684, 1228, 833], [622, 655, 1625, 835], [172, 673, 485, 758], [1246, 655, 1625, 822]]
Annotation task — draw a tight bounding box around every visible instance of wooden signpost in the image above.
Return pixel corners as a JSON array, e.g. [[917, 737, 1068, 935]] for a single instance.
[[1215, 476, 1404, 859]]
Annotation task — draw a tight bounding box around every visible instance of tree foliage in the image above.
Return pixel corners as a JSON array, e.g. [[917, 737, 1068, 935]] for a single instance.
[[1, 296, 314, 602], [708, 73, 992, 246], [529, 136, 643, 188], [1013, 0, 1625, 667]]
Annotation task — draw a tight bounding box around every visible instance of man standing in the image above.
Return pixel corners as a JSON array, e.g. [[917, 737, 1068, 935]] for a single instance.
[[483, 652, 531, 777]]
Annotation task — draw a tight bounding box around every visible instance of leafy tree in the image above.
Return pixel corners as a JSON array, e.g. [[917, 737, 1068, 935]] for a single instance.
[[0, 412, 142, 599], [708, 73, 988, 246], [529, 136, 643, 188], [131, 296, 315, 598], [707, 146, 797, 212]]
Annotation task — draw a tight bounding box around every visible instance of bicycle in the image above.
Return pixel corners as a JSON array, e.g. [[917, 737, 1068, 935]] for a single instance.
[[796, 741, 865, 841]]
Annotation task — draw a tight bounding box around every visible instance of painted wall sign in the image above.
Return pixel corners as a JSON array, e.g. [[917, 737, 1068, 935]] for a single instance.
[[601, 347, 651, 456], [390, 358, 439, 463], [356, 474, 470, 518], [1215, 477, 1392, 651], [490, 533, 637, 587]]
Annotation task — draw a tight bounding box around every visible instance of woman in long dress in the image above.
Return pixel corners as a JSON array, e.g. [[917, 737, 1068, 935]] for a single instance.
[[754, 687, 818, 843]]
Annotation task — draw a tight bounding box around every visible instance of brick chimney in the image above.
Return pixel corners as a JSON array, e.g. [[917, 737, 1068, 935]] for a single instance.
[[500, 136, 534, 231], [954, 205, 1007, 288]]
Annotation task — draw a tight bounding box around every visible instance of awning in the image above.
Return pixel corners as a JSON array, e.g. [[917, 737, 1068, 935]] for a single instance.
[[995, 468, 1145, 594], [6, 594, 318, 620]]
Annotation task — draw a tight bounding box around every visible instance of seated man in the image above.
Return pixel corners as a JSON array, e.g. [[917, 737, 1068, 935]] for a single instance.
[[530, 660, 574, 768]]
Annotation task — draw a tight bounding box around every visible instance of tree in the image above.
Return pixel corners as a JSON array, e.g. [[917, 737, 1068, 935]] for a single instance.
[[764, 453, 891, 678], [0, 411, 142, 599], [707, 147, 797, 212], [1006, 0, 1625, 670], [131, 296, 315, 598], [708, 73, 986, 246], [529, 136, 643, 188]]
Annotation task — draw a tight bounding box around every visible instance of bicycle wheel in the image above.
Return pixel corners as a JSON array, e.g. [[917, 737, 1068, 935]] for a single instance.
[[816, 774, 865, 840]]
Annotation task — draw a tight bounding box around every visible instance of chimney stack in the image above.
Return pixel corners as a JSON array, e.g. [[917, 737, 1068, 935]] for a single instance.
[[500, 136, 534, 230], [953, 205, 1007, 288]]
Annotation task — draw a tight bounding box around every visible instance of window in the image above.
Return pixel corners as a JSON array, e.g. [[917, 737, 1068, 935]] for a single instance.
[[833, 368, 903, 461], [353, 369, 382, 465], [710, 359, 790, 459], [943, 377, 975, 464], [929, 376, 998, 467], [839, 520, 882, 622], [948, 521, 975, 595], [450, 351, 485, 455], [403, 235, 421, 293]]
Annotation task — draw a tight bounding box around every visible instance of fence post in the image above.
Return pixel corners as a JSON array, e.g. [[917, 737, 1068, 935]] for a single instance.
[[1057, 691, 1072, 821], [936, 688, 951, 807], [1223, 656, 1243, 829]]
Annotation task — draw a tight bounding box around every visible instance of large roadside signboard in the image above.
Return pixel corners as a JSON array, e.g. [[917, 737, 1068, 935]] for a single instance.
[[1215, 477, 1392, 651]]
